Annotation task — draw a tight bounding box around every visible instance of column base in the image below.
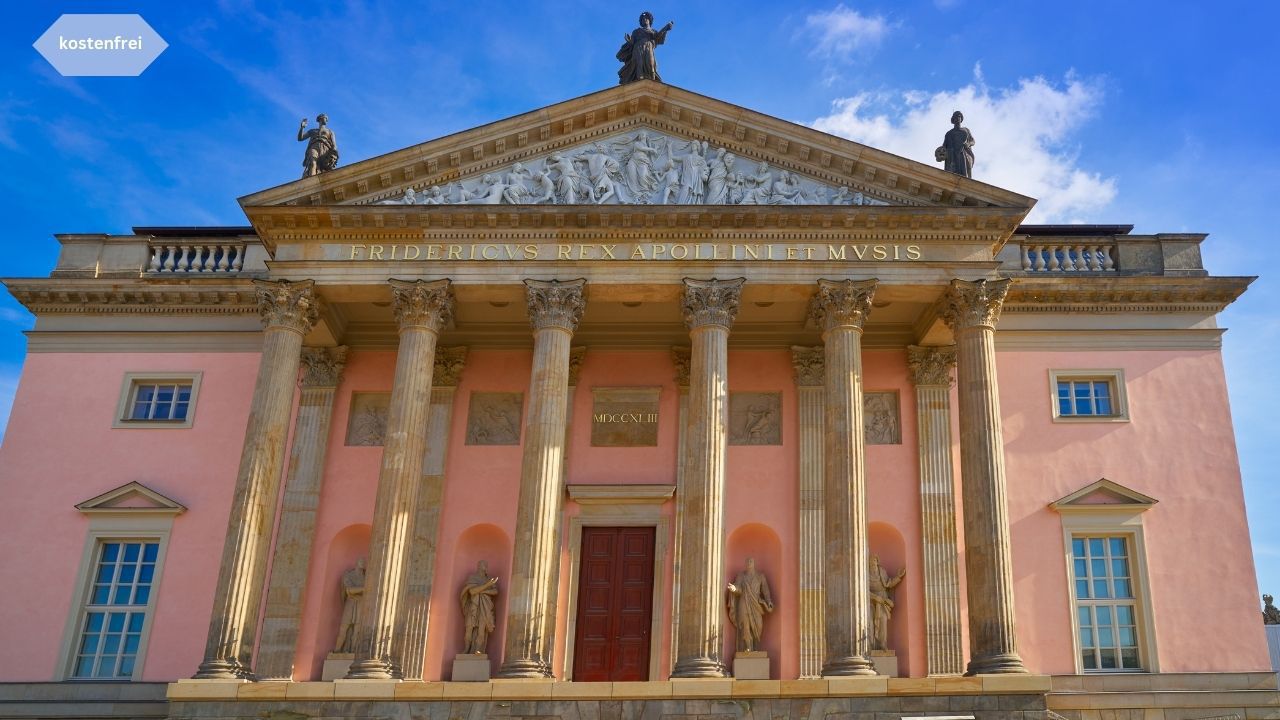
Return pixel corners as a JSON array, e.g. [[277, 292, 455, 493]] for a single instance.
[[965, 652, 1028, 675], [344, 658, 402, 680], [193, 658, 254, 680], [495, 658, 553, 679], [671, 656, 729, 678], [821, 655, 878, 677]]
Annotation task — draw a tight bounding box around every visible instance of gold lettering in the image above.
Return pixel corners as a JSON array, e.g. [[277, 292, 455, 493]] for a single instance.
[[558, 244, 572, 260], [369, 245, 384, 260], [468, 245, 477, 260], [803, 247, 816, 260], [447, 245, 463, 260], [481, 245, 501, 260], [906, 245, 922, 260], [578, 244, 594, 260], [693, 244, 706, 260], [852, 245, 868, 260], [523, 244, 538, 260], [504, 244, 522, 260], [786, 246, 799, 260], [404, 245, 421, 260], [425, 245, 441, 260], [713, 244, 729, 260], [631, 245, 646, 260], [671, 244, 688, 260], [349, 244, 366, 260], [828, 245, 847, 260], [389, 244, 399, 260], [893, 244, 901, 261], [744, 244, 761, 260], [600, 244, 617, 259], [653, 244, 668, 259], [873, 245, 888, 260]]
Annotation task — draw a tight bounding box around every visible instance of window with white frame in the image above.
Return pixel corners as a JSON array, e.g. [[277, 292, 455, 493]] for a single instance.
[[113, 372, 201, 429], [1049, 369, 1129, 422], [1071, 535, 1141, 671], [70, 541, 159, 679]]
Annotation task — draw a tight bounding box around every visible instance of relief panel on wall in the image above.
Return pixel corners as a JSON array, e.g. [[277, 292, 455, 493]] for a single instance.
[[346, 392, 390, 446], [864, 391, 901, 445], [728, 392, 782, 446], [590, 387, 660, 447], [465, 392, 523, 445]]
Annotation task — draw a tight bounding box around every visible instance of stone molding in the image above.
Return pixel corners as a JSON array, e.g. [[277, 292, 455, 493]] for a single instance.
[[253, 279, 320, 334], [680, 277, 744, 329], [299, 346, 348, 387], [809, 278, 877, 333], [389, 278, 455, 331], [907, 345, 956, 387], [790, 345, 824, 387], [433, 346, 468, 386], [940, 278, 1011, 330], [525, 278, 587, 331]]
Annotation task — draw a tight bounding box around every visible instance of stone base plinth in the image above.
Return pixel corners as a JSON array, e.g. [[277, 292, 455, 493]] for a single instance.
[[869, 649, 898, 677], [452, 654, 491, 682], [321, 653, 354, 681], [733, 651, 770, 680]]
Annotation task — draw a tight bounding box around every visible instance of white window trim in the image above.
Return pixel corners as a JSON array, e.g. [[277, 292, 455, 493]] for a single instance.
[[113, 372, 202, 429], [1052, 496, 1159, 674], [57, 489, 183, 681], [1049, 368, 1129, 423]]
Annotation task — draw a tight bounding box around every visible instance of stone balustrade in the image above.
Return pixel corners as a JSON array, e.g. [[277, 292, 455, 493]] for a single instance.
[[148, 242, 246, 273], [1020, 242, 1115, 272]]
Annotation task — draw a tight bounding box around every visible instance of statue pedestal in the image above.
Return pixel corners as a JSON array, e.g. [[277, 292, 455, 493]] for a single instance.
[[733, 651, 770, 680], [321, 652, 354, 681], [452, 653, 491, 682], [869, 649, 898, 677]]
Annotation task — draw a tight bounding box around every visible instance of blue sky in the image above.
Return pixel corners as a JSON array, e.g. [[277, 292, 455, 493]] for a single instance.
[[1, 2, 1278, 604]]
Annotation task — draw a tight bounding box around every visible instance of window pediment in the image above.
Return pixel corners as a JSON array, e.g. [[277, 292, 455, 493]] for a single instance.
[[1050, 478, 1157, 513], [75, 482, 186, 516]]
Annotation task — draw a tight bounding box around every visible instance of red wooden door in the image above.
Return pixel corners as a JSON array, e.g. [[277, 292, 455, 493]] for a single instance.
[[572, 526, 655, 681]]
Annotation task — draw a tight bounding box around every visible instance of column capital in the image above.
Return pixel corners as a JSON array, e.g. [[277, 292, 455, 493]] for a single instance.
[[433, 346, 469, 386], [940, 278, 1011, 331], [681, 277, 745, 330], [525, 278, 586, 332], [254, 279, 320, 334], [790, 345, 825, 387], [809, 278, 877, 333], [390, 278, 455, 332], [300, 346, 348, 388], [907, 345, 957, 387]]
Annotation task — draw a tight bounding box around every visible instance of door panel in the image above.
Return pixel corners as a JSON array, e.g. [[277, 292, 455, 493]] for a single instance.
[[572, 526, 655, 681]]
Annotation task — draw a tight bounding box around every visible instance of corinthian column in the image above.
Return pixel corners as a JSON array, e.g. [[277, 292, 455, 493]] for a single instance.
[[497, 279, 587, 678], [939, 278, 1027, 675], [671, 277, 743, 679], [811, 278, 878, 677], [346, 279, 454, 679], [907, 345, 964, 676], [257, 346, 348, 680], [195, 279, 319, 679], [790, 346, 826, 678]]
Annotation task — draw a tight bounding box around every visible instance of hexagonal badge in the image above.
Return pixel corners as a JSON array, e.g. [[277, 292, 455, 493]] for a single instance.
[[34, 14, 167, 77]]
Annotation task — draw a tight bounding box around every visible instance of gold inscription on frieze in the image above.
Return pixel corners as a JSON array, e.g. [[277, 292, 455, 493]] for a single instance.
[[345, 242, 924, 262]]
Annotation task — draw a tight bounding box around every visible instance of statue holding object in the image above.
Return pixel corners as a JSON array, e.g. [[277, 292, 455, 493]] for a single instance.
[[617, 12, 674, 84]]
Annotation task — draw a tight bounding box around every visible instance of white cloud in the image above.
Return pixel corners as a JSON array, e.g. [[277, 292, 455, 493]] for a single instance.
[[803, 4, 893, 60], [810, 69, 1117, 223]]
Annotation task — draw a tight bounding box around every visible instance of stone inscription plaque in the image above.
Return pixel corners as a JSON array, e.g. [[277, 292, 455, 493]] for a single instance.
[[591, 387, 660, 447], [346, 392, 390, 446], [864, 391, 901, 445], [729, 392, 782, 446], [465, 392, 523, 445]]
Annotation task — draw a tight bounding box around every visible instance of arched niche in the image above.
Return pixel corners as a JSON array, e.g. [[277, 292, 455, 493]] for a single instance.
[[725, 522, 783, 678], [440, 523, 511, 679], [868, 521, 909, 673], [314, 524, 371, 670]]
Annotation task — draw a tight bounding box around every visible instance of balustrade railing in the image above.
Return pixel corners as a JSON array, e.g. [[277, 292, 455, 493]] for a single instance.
[[147, 243, 245, 273], [1020, 242, 1115, 272]]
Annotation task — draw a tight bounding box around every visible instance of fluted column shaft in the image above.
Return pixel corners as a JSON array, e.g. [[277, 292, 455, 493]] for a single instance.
[[257, 346, 348, 680], [813, 278, 878, 677], [941, 278, 1027, 675], [907, 345, 965, 676], [671, 277, 743, 679], [347, 279, 455, 679], [196, 280, 319, 679], [498, 279, 586, 678], [791, 347, 826, 678]]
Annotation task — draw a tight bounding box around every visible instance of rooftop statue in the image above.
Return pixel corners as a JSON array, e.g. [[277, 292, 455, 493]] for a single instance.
[[935, 110, 975, 178], [298, 114, 339, 178], [1264, 593, 1280, 625], [617, 12, 674, 84]]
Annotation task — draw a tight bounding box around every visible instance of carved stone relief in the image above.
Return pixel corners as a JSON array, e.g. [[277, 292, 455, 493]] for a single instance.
[[465, 392, 523, 446], [864, 391, 901, 445], [370, 129, 889, 208], [729, 392, 782, 446], [345, 392, 390, 446]]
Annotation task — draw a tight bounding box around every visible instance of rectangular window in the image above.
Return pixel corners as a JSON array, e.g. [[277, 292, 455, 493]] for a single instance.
[[71, 541, 159, 679], [1049, 369, 1129, 422], [113, 372, 201, 429], [1072, 535, 1142, 671]]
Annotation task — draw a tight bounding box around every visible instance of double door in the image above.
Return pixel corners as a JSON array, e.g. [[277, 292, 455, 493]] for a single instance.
[[572, 526, 655, 681]]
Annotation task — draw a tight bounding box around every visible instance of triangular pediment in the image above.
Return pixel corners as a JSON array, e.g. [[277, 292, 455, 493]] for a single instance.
[[240, 82, 1035, 214], [1049, 478, 1158, 513], [75, 481, 186, 515]]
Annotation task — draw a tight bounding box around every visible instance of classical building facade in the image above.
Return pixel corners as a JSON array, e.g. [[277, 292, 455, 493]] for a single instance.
[[0, 82, 1274, 720]]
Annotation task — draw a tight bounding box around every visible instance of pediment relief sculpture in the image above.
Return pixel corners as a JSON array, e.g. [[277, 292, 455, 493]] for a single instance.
[[369, 129, 888, 208]]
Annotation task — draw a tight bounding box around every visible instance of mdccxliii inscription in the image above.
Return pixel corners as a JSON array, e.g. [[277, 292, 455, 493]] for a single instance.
[[591, 387, 660, 447]]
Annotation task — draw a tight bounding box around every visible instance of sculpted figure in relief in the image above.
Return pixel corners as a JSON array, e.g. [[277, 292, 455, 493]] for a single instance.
[[618, 131, 662, 199], [333, 558, 365, 653], [575, 143, 621, 204], [298, 114, 339, 178], [461, 561, 499, 654], [677, 140, 710, 204], [726, 557, 774, 652], [705, 148, 731, 204], [869, 555, 906, 651], [616, 12, 674, 84]]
